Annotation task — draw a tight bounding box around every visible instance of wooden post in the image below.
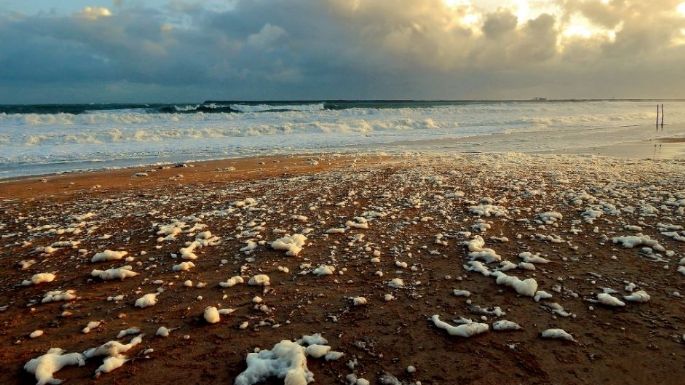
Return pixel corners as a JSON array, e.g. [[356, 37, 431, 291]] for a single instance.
[[657, 104, 660, 127], [661, 104, 664, 128]]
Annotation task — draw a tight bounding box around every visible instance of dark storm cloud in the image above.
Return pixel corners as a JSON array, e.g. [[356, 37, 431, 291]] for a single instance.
[[0, 0, 684, 102]]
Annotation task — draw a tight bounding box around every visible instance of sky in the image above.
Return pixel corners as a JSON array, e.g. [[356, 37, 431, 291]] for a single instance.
[[1, 0, 684, 103]]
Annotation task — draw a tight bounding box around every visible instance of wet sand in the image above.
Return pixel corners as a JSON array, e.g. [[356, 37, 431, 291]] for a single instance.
[[384, 124, 685, 160], [1, 153, 684, 385]]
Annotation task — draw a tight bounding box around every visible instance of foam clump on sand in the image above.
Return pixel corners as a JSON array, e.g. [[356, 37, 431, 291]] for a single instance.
[[156, 221, 186, 241], [519, 252, 550, 264], [84, 335, 143, 358], [271, 234, 307, 256], [202, 306, 233, 324], [291, 215, 308, 222], [204, 306, 221, 324], [235, 333, 339, 385], [465, 261, 491, 276], [597, 293, 625, 307], [304, 344, 330, 358], [95, 356, 127, 377], [492, 272, 538, 297], [296, 334, 328, 346], [22, 273, 56, 286], [135, 293, 158, 308], [431, 315, 489, 337], [172, 261, 195, 272], [179, 231, 221, 260], [345, 217, 369, 229], [465, 236, 502, 263], [24, 348, 85, 385], [42, 290, 76, 303], [623, 290, 650, 303], [248, 274, 271, 286], [30, 330, 44, 339], [84, 335, 143, 377], [388, 278, 404, 288], [612, 235, 665, 251], [469, 203, 508, 217], [492, 320, 523, 331], [91, 266, 138, 281], [156, 326, 170, 337], [235, 340, 311, 385], [581, 208, 603, 223], [534, 290, 553, 302], [91, 250, 128, 263], [313, 265, 335, 276], [234, 333, 344, 385], [537, 212, 562, 224], [117, 328, 141, 338], [179, 243, 200, 260], [541, 328, 576, 342], [220, 276, 245, 288], [72, 212, 96, 221], [240, 241, 258, 253], [82, 321, 101, 334], [19, 260, 37, 270], [233, 197, 257, 208]]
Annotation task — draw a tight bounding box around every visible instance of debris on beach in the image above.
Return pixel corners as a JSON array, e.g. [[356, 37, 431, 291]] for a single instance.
[[4, 153, 685, 385]]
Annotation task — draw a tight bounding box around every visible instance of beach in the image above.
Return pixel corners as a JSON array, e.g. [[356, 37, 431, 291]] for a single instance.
[[4, 0, 685, 383], [2, 151, 684, 385]]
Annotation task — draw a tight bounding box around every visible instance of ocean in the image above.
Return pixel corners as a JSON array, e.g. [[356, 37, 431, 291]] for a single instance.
[[1, 100, 683, 178]]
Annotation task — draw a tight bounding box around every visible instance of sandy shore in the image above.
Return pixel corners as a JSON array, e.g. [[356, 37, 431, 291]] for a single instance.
[[1, 152, 684, 385], [0, 155, 381, 200]]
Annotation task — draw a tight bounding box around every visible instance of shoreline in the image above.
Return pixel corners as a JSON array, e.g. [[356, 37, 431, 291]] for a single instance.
[[0, 134, 685, 186]]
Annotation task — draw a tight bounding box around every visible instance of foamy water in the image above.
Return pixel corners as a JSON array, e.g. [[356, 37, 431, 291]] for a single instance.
[[1, 100, 683, 178]]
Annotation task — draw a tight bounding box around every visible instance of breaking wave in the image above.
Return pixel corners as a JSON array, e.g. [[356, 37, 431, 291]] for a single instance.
[[1, 99, 682, 178]]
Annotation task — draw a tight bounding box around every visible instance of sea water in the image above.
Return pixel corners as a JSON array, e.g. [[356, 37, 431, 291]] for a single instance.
[[0, 100, 682, 178]]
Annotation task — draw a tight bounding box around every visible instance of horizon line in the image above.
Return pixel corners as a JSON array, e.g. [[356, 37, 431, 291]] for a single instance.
[[2, 98, 685, 106]]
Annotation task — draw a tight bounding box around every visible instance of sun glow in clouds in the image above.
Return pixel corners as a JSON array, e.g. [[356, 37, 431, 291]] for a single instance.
[[442, 1, 618, 42], [441, 0, 564, 33], [560, 12, 621, 45], [563, 14, 600, 38], [672, 28, 685, 46], [442, 0, 483, 33], [512, 0, 531, 21], [77, 6, 112, 20], [442, 0, 468, 8]]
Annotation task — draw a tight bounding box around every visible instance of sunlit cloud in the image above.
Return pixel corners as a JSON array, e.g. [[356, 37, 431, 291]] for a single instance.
[[672, 28, 685, 46], [1, 0, 685, 101], [560, 12, 622, 44], [77, 6, 112, 20], [678, 2, 685, 15]]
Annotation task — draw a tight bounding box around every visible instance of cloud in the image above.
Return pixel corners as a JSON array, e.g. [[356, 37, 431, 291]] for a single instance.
[[246, 23, 287, 50], [77, 6, 113, 20], [0, 0, 684, 102], [482, 10, 518, 39]]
